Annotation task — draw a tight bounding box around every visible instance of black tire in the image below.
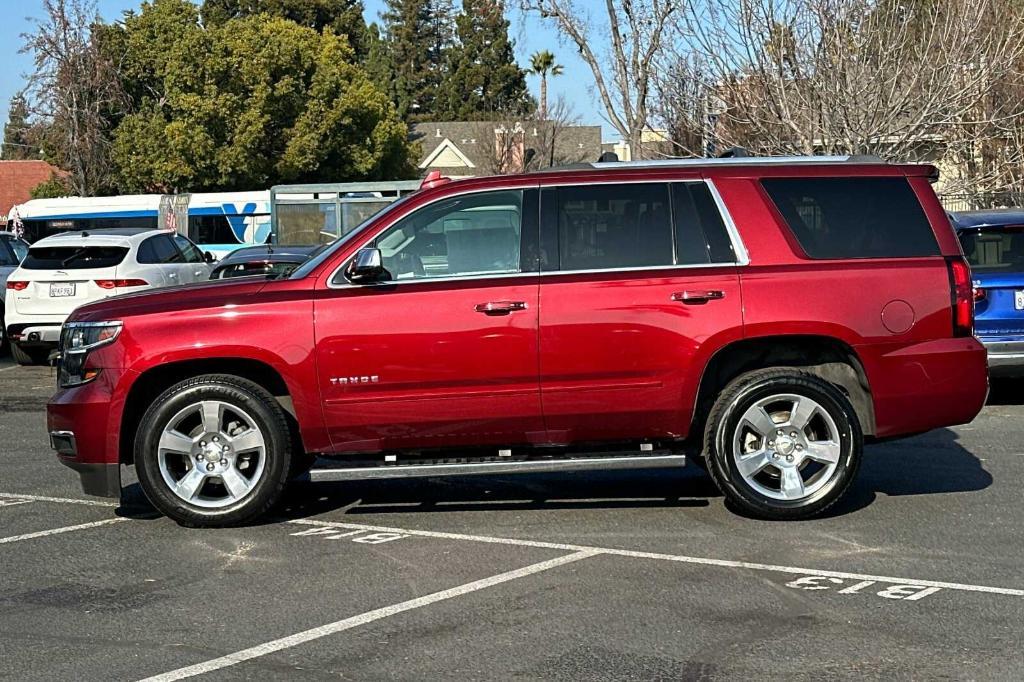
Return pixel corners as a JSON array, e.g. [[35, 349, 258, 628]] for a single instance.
[[10, 342, 48, 366], [703, 368, 862, 520], [134, 374, 292, 527]]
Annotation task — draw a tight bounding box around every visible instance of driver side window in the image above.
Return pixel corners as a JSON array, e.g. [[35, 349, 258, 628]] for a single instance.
[[371, 190, 523, 280]]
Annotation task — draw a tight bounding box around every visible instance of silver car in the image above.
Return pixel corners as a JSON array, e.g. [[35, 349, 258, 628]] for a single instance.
[[0, 232, 30, 356]]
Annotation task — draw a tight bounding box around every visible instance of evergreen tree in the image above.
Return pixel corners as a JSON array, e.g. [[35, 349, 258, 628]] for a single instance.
[[200, 0, 369, 58], [105, 2, 413, 192], [363, 22, 395, 91], [438, 0, 531, 120], [2, 94, 35, 160], [380, 0, 438, 119]]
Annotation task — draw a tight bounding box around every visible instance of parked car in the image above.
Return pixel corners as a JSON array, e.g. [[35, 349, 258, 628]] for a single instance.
[[47, 158, 988, 526], [0, 231, 30, 356], [5, 228, 212, 365], [951, 209, 1024, 376], [209, 245, 317, 280]]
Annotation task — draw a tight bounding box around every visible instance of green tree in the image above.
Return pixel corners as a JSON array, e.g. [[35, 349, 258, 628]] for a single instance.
[[200, 0, 369, 59], [2, 94, 35, 160], [107, 4, 413, 192], [30, 172, 72, 198], [438, 0, 532, 120], [528, 50, 563, 120], [380, 0, 437, 119]]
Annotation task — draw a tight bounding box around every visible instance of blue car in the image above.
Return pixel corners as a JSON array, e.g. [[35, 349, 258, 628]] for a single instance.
[[951, 209, 1024, 375]]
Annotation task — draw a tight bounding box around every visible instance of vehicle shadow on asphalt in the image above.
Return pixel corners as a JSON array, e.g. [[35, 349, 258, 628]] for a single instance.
[[820, 427, 992, 519], [987, 378, 1024, 405], [115, 427, 991, 523]]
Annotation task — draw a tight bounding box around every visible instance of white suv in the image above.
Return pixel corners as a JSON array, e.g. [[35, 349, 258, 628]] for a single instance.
[[4, 228, 212, 365]]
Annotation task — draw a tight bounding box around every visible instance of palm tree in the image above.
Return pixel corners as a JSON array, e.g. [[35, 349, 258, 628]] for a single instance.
[[529, 50, 564, 120]]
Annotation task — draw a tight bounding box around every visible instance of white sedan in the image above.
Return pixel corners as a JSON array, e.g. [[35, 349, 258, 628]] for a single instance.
[[4, 228, 212, 365]]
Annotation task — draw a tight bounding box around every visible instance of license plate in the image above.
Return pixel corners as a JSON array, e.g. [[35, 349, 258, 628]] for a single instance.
[[49, 282, 75, 297], [1016, 290, 1024, 311]]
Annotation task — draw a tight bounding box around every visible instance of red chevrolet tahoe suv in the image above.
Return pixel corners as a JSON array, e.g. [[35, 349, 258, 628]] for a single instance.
[[47, 157, 988, 526]]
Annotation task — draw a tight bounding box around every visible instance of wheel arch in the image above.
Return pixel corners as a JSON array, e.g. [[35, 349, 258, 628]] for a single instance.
[[118, 357, 301, 466], [691, 334, 875, 438]]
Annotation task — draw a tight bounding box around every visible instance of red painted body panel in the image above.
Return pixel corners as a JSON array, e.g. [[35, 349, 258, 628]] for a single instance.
[[314, 277, 544, 451], [47, 160, 987, 481], [537, 268, 742, 442]]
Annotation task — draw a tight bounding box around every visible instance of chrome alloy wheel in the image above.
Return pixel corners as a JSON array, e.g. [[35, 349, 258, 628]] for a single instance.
[[157, 400, 267, 509], [731, 393, 842, 502]]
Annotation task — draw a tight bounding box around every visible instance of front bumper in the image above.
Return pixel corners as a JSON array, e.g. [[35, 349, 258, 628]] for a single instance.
[[48, 431, 121, 498], [980, 338, 1024, 376], [47, 369, 129, 499]]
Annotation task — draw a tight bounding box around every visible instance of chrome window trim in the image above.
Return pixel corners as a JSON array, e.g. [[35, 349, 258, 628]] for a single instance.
[[326, 178, 749, 290], [704, 179, 750, 266]]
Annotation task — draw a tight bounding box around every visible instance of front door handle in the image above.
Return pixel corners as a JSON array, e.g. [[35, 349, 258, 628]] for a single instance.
[[474, 301, 528, 315], [672, 290, 725, 305]]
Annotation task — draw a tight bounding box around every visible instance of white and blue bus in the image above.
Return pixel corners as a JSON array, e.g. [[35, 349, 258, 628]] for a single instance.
[[8, 191, 272, 260]]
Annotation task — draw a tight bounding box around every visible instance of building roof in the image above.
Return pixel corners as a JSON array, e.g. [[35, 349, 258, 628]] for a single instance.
[[411, 121, 602, 174], [0, 160, 65, 222]]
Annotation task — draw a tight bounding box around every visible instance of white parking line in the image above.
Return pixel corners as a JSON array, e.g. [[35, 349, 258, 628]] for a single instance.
[[0, 492, 118, 507], [137, 550, 598, 682], [0, 518, 128, 545], [0, 365, 19, 372], [287, 519, 1024, 598]]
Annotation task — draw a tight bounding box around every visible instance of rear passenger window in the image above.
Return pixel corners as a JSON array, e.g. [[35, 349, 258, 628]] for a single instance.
[[555, 183, 672, 270], [672, 183, 736, 264], [762, 177, 939, 259]]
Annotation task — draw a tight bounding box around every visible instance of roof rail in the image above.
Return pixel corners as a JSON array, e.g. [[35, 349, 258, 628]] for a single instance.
[[535, 154, 888, 173]]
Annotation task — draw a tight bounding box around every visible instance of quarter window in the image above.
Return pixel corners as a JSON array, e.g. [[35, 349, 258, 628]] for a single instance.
[[365, 190, 523, 281], [554, 183, 673, 270], [762, 177, 940, 259]]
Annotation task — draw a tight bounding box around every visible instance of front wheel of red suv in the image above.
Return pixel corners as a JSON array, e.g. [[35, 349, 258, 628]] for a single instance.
[[703, 368, 863, 520], [135, 375, 292, 527]]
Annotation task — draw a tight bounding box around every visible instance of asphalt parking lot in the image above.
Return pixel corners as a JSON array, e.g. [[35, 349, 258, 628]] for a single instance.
[[1, 358, 1022, 680]]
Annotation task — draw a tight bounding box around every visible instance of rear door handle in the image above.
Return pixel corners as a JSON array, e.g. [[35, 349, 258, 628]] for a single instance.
[[672, 290, 725, 305], [474, 301, 528, 315]]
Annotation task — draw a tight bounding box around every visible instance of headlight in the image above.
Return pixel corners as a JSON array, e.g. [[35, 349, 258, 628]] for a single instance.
[[58, 321, 122, 388]]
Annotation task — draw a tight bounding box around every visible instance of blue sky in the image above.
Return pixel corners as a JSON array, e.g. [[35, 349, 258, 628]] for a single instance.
[[0, 0, 606, 143]]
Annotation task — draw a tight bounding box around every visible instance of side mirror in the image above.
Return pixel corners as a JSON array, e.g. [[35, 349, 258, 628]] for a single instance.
[[346, 247, 387, 283], [203, 251, 216, 264]]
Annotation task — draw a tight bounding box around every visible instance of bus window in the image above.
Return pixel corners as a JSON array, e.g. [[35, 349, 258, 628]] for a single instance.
[[189, 214, 271, 246], [189, 215, 238, 245]]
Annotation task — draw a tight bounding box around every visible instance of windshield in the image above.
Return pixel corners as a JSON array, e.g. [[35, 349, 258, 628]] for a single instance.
[[288, 195, 414, 280], [958, 226, 1024, 273]]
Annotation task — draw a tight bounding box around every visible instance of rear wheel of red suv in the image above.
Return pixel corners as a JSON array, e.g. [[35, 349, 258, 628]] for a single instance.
[[135, 375, 292, 527], [703, 368, 863, 520]]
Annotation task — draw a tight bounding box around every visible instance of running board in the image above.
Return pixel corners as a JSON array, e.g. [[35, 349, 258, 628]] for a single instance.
[[305, 454, 686, 482]]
